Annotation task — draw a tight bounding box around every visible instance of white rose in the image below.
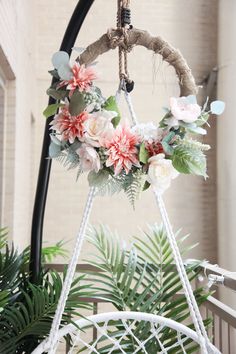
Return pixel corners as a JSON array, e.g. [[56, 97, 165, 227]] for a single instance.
[[132, 122, 163, 143], [170, 97, 201, 124], [83, 110, 116, 147], [147, 154, 179, 195], [77, 143, 101, 173]]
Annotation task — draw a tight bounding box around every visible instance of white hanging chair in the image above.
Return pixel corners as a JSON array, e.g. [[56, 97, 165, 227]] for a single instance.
[[32, 311, 217, 354], [32, 2, 221, 353]]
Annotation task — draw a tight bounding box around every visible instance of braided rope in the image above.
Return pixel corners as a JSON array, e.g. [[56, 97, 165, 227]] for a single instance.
[[123, 91, 219, 353], [46, 187, 96, 353], [155, 193, 208, 353], [117, 0, 131, 81]]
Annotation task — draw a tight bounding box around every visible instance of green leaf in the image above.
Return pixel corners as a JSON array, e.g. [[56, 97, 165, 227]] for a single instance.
[[162, 131, 175, 144], [142, 180, 150, 191], [49, 141, 62, 158], [196, 113, 210, 127], [210, 100, 225, 115], [48, 69, 60, 79], [187, 125, 207, 135], [85, 224, 211, 353], [69, 90, 86, 116], [139, 142, 149, 164], [43, 103, 64, 118], [52, 51, 69, 69], [88, 170, 110, 187], [162, 141, 174, 155], [58, 63, 72, 80], [103, 96, 121, 127], [46, 87, 68, 100], [172, 145, 207, 177]]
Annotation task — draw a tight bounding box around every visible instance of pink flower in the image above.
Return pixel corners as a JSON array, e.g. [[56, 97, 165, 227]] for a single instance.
[[83, 110, 116, 148], [77, 143, 101, 173], [51, 106, 88, 143], [170, 97, 201, 124], [59, 63, 97, 95], [106, 126, 140, 175]]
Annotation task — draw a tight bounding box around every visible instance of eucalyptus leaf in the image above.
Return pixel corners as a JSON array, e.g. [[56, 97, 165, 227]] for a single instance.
[[210, 100, 225, 115], [172, 145, 207, 177], [162, 141, 174, 155], [72, 47, 85, 54], [46, 87, 68, 100], [49, 141, 62, 158], [50, 134, 61, 146], [48, 69, 60, 79], [103, 96, 121, 127], [43, 103, 64, 118], [58, 63, 72, 80], [162, 131, 175, 144], [52, 51, 70, 69], [69, 91, 86, 116], [139, 142, 149, 164], [185, 95, 197, 104], [88, 170, 110, 187], [196, 113, 210, 127], [187, 126, 207, 135], [178, 121, 196, 129]]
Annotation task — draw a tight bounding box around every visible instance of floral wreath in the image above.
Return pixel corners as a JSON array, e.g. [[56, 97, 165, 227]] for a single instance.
[[44, 49, 225, 206]]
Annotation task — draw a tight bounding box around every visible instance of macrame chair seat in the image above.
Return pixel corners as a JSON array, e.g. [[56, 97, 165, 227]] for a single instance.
[[32, 19, 220, 354], [32, 312, 215, 354]]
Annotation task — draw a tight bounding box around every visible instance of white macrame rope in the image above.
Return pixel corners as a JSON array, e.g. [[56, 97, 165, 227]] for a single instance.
[[124, 90, 138, 125], [155, 193, 209, 353], [115, 79, 138, 126], [123, 92, 218, 353], [46, 187, 96, 352], [39, 86, 219, 354]]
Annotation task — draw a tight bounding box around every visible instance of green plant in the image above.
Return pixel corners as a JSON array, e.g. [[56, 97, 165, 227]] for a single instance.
[[84, 224, 211, 353], [0, 229, 93, 354]]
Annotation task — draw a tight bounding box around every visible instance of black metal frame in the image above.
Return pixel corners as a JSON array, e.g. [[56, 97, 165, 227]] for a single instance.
[[29, 0, 95, 283]]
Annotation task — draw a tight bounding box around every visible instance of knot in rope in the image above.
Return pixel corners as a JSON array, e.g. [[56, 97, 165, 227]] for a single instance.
[[107, 28, 133, 52]]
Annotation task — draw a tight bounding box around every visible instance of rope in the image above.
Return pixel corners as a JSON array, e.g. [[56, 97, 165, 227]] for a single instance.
[[123, 92, 219, 353], [117, 0, 131, 82], [124, 90, 138, 125], [46, 187, 96, 352], [155, 193, 208, 353]]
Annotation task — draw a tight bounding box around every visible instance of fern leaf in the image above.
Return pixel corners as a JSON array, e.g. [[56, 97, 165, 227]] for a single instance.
[[123, 171, 146, 208], [178, 138, 210, 151]]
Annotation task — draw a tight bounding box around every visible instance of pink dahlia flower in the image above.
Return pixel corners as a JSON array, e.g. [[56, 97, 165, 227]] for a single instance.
[[106, 126, 140, 175], [51, 106, 88, 143], [59, 63, 97, 95]]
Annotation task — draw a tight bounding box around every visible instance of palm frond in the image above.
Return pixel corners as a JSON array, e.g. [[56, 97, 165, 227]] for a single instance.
[[0, 228, 8, 249], [0, 271, 93, 354], [84, 224, 211, 353]]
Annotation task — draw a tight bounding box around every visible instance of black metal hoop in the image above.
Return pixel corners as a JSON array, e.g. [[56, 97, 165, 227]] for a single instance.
[[29, 0, 95, 283]]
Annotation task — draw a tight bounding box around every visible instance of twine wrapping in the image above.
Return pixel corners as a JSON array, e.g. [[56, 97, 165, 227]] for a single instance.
[[77, 28, 198, 96]]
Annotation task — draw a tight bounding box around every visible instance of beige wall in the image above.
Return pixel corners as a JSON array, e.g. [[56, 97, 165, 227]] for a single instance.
[[34, 0, 219, 263], [218, 0, 236, 307], [0, 0, 37, 245], [0, 0, 220, 264]]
